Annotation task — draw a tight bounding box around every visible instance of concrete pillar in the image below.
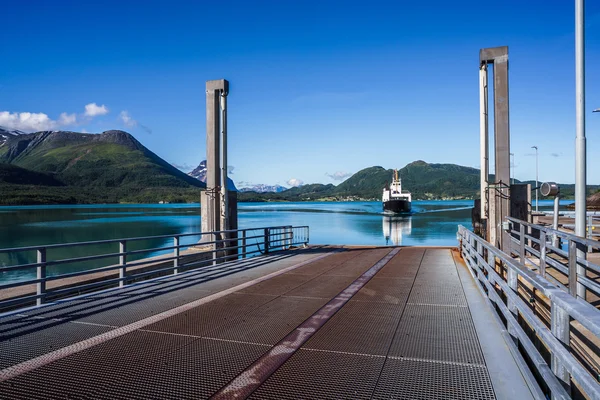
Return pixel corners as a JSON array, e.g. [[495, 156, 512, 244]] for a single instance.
[[202, 79, 237, 262], [480, 47, 510, 252]]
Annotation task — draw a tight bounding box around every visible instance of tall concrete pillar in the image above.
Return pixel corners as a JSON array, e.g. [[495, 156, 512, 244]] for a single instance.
[[201, 79, 237, 261], [480, 47, 511, 252]]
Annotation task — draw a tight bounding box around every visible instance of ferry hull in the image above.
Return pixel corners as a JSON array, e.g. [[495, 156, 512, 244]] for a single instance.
[[383, 199, 411, 213]]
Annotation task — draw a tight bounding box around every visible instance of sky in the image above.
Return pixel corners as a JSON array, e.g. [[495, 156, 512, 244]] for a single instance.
[[2, 0, 600, 188]]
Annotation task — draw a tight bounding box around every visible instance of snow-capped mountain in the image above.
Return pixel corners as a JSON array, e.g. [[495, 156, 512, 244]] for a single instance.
[[188, 160, 237, 191], [239, 184, 288, 193], [0, 126, 26, 147]]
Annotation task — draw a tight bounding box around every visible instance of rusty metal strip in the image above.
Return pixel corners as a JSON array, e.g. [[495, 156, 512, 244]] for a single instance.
[[211, 247, 402, 399], [0, 251, 338, 383]]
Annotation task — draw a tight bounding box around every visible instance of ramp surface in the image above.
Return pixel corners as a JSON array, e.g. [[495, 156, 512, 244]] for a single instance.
[[0, 247, 532, 399]]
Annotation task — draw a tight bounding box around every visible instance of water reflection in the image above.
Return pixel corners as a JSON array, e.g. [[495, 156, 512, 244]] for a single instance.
[[383, 216, 412, 246], [0, 200, 574, 283]]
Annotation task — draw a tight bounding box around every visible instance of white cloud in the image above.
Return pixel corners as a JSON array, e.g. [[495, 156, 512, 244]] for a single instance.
[[59, 112, 77, 125], [119, 110, 137, 127], [287, 178, 304, 187], [0, 111, 58, 132], [84, 103, 109, 117], [326, 171, 352, 181], [0, 103, 108, 133]]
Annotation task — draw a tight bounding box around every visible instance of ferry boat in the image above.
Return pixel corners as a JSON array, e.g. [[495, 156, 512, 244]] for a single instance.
[[382, 169, 411, 213]]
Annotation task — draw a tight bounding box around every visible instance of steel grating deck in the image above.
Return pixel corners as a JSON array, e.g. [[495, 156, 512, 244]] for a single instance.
[[0, 246, 532, 399]]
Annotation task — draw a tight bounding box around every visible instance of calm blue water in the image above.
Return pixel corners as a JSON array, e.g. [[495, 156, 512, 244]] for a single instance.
[[0, 199, 573, 283]]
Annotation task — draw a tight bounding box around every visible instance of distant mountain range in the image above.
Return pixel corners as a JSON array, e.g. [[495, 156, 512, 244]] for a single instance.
[[0, 126, 25, 147], [188, 160, 237, 191], [0, 129, 597, 205], [238, 161, 600, 202], [0, 129, 205, 204], [239, 184, 287, 193], [237, 161, 484, 202]]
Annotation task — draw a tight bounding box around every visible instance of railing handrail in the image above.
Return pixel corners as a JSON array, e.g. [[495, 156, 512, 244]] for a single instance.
[[506, 216, 600, 248], [458, 225, 600, 400], [0, 225, 310, 313], [0, 225, 306, 254]]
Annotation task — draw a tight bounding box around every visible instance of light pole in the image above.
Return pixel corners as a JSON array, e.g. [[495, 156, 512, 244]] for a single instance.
[[532, 146, 538, 212], [510, 153, 515, 185]]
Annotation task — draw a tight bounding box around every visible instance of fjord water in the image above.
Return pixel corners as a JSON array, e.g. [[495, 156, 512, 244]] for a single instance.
[[0, 200, 571, 283]]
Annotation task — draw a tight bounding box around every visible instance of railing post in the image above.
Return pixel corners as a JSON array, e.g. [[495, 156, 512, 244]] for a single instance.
[[119, 240, 127, 288], [212, 232, 217, 266], [587, 215, 593, 253], [173, 236, 179, 275], [539, 231, 547, 277], [550, 300, 571, 396], [264, 228, 270, 255], [507, 260, 519, 343], [519, 223, 526, 265], [241, 230, 247, 259], [36, 248, 46, 306], [568, 239, 579, 298]]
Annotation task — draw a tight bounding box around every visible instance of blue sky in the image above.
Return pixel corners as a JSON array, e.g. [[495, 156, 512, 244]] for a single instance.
[[2, 0, 599, 187]]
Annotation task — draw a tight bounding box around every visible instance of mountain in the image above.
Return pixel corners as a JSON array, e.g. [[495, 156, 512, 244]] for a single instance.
[[188, 160, 237, 191], [0, 126, 25, 147], [239, 184, 287, 193], [0, 130, 206, 204], [0, 163, 64, 186], [237, 161, 485, 202]]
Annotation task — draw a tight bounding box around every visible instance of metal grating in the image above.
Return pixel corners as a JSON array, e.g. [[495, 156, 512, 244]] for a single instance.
[[98, 338, 269, 399], [0, 330, 197, 399], [352, 277, 413, 304], [143, 292, 277, 336], [205, 296, 329, 345], [0, 320, 112, 369], [372, 358, 496, 400], [249, 348, 385, 400], [408, 282, 467, 306], [323, 248, 392, 277], [303, 301, 403, 355], [8, 256, 291, 326], [284, 250, 366, 276], [237, 273, 313, 296], [375, 250, 423, 278], [285, 274, 357, 299], [0, 334, 269, 400], [75, 288, 215, 327], [389, 304, 485, 365]]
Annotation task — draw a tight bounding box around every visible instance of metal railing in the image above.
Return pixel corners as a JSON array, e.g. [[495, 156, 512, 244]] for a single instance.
[[0, 225, 309, 312], [505, 216, 600, 300], [458, 224, 600, 400]]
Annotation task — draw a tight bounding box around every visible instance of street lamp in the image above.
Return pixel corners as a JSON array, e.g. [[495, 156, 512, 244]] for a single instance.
[[532, 146, 538, 212], [510, 153, 515, 185], [594, 108, 600, 112]]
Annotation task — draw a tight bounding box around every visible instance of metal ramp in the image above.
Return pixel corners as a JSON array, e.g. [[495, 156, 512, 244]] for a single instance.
[[0, 247, 532, 399]]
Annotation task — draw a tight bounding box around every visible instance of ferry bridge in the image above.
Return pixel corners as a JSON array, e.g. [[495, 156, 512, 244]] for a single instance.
[[2, 39, 600, 398], [0, 220, 599, 399]]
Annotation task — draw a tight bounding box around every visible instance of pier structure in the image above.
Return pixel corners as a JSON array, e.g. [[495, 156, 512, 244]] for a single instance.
[[1, 217, 600, 399], [201, 79, 237, 260], [479, 46, 512, 253], [0, 245, 532, 399]]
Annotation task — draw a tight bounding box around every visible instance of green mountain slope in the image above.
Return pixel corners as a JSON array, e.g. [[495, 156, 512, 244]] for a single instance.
[[333, 161, 481, 200], [0, 163, 64, 186], [0, 130, 205, 204]]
